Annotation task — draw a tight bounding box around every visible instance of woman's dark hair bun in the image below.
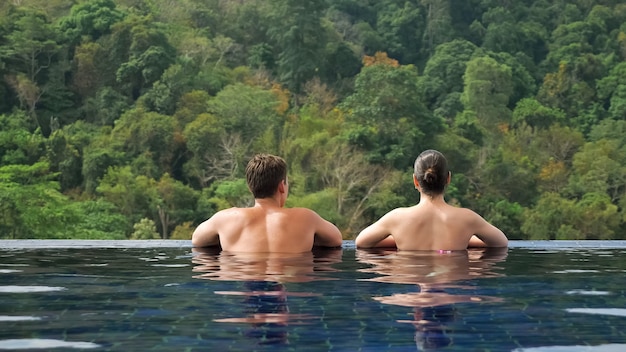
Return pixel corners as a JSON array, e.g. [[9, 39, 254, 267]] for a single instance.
[[414, 150, 449, 196], [424, 168, 437, 184]]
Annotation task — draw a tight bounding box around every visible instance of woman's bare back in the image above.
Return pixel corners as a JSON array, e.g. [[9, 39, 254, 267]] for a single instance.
[[355, 199, 507, 251], [389, 204, 479, 250], [355, 149, 507, 251]]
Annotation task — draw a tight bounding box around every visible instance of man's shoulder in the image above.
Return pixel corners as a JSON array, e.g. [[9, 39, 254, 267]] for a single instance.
[[215, 207, 238, 214], [279, 207, 323, 221], [213, 207, 249, 219], [283, 207, 318, 215]]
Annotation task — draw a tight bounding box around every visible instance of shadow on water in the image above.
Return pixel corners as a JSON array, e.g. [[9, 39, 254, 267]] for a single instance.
[[191, 247, 343, 347], [356, 247, 508, 351]]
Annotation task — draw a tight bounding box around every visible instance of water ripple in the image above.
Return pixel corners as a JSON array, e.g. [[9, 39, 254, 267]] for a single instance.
[[0, 339, 100, 350], [0, 286, 66, 293]]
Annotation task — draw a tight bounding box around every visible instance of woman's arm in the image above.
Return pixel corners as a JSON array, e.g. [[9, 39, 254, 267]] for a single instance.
[[470, 212, 508, 248], [355, 212, 397, 248], [372, 235, 397, 248], [468, 235, 487, 248]]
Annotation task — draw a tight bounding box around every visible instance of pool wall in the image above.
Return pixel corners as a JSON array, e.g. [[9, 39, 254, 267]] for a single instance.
[[1, 239, 626, 249]]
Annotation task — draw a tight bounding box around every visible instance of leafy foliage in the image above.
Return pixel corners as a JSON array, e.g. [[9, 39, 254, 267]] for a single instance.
[[1, 0, 626, 240]]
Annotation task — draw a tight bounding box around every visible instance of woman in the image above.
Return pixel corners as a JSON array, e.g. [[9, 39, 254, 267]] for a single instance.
[[355, 150, 508, 250]]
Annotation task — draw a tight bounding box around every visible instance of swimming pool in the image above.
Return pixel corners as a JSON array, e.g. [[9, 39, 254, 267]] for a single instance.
[[1, 240, 625, 351]]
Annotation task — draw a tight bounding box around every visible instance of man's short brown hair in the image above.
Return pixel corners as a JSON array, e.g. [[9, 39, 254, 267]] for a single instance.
[[245, 154, 287, 199]]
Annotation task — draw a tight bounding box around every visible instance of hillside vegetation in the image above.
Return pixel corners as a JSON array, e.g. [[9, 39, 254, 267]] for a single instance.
[[1, 0, 625, 240]]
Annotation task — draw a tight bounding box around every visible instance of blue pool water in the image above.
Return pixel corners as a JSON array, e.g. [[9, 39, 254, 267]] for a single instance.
[[1, 240, 626, 351]]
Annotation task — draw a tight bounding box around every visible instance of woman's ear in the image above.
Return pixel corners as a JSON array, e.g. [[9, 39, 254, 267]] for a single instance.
[[413, 174, 420, 190], [447, 171, 451, 185]]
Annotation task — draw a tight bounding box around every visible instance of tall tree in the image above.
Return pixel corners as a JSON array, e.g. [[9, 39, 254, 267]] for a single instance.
[[207, 82, 282, 142], [597, 62, 626, 120], [0, 111, 45, 165], [342, 53, 444, 169], [420, 39, 477, 122], [1, 8, 62, 82], [96, 165, 156, 231], [110, 14, 176, 99], [461, 56, 514, 134], [420, 0, 453, 56], [112, 107, 180, 178], [0, 161, 78, 239], [154, 173, 199, 239], [59, 0, 126, 45], [183, 112, 229, 187], [1, 8, 63, 129], [267, 0, 328, 92], [374, 0, 424, 64]]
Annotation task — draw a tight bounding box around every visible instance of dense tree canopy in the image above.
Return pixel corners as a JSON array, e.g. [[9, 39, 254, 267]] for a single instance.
[[1, 0, 625, 240]]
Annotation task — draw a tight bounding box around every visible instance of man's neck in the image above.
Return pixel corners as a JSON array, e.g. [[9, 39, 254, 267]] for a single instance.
[[254, 196, 283, 208]]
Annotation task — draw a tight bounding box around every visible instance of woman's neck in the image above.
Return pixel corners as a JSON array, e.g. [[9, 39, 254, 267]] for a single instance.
[[418, 193, 446, 205]]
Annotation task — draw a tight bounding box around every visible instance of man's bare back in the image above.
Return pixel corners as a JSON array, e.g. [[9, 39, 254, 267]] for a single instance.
[[192, 201, 342, 252], [192, 154, 342, 253]]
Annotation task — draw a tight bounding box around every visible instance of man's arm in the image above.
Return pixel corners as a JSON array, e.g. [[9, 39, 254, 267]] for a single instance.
[[470, 212, 508, 248], [355, 212, 396, 248], [191, 215, 221, 247], [312, 212, 343, 248]]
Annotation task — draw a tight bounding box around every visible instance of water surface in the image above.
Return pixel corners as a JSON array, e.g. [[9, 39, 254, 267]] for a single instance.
[[1, 242, 625, 351]]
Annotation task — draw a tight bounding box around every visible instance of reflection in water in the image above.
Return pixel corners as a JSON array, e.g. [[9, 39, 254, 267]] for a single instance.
[[357, 248, 508, 350], [192, 247, 342, 346], [217, 281, 291, 345]]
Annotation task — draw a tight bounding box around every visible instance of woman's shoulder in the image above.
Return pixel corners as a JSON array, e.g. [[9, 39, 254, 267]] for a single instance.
[[387, 206, 416, 217], [448, 205, 475, 214], [447, 205, 484, 222]]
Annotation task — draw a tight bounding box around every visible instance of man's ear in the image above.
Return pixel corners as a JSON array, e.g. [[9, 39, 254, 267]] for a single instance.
[[413, 174, 420, 190], [278, 180, 286, 193]]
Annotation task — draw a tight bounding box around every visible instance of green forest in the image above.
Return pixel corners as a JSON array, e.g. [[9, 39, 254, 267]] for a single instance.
[[1, 0, 625, 241]]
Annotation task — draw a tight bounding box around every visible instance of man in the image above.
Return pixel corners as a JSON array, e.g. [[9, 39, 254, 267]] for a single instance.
[[192, 154, 343, 252]]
